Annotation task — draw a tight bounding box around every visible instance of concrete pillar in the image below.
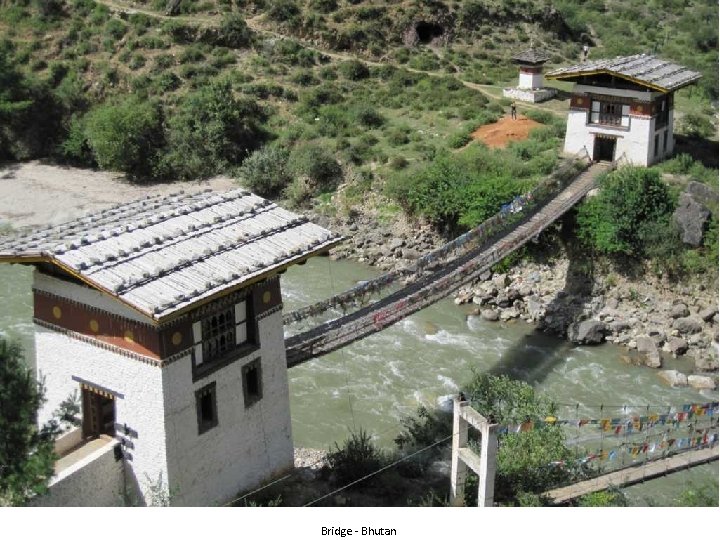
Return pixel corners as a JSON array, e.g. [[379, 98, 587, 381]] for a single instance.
[[478, 424, 498, 507], [450, 397, 468, 506]]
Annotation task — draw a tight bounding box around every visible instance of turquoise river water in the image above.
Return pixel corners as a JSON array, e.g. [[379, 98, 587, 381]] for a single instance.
[[0, 257, 717, 506]]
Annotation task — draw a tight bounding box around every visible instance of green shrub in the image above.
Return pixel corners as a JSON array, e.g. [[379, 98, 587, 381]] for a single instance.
[[338, 59, 369, 80], [326, 429, 384, 486], [310, 0, 337, 13], [236, 145, 292, 197], [104, 18, 127, 41], [267, 0, 300, 22], [215, 12, 253, 48], [576, 167, 675, 256], [161, 80, 268, 180], [84, 97, 164, 180], [352, 105, 384, 128], [289, 143, 342, 193], [678, 112, 715, 138]]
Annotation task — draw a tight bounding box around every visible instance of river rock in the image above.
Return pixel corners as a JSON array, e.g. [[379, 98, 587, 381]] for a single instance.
[[388, 237, 405, 252], [658, 369, 688, 387], [526, 296, 545, 320], [669, 303, 689, 319], [567, 320, 607, 345], [606, 297, 619, 310], [518, 284, 533, 297], [699, 306, 718, 322], [609, 320, 631, 334], [636, 336, 662, 368], [492, 273, 509, 289], [500, 308, 520, 321], [672, 317, 703, 335], [687, 375, 717, 390], [695, 356, 719, 372], [495, 292, 510, 308], [481, 309, 500, 321], [673, 192, 710, 247], [664, 337, 688, 356]]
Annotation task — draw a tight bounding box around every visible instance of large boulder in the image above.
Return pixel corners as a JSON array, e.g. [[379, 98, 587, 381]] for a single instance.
[[687, 375, 717, 390], [699, 306, 718, 322], [686, 181, 718, 207], [636, 336, 662, 368], [673, 192, 710, 247], [663, 337, 688, 356], [669, 303, 689, 319], [658, 370, 688, 387], [673, 317, 703, 335], [567, 320, 607, 345]]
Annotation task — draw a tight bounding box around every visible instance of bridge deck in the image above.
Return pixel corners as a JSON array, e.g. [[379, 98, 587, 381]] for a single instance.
[[285, 161, 610, 366], [543, 447, 719, 504]]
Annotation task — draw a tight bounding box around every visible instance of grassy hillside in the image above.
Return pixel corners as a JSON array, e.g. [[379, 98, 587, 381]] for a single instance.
[[0, 1, 717, 241]]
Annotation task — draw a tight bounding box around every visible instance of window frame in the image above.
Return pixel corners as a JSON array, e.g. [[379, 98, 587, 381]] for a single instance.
[[242, 358, 263, 408], [195, 382, 218, 435], [191, 295, 259, 382]]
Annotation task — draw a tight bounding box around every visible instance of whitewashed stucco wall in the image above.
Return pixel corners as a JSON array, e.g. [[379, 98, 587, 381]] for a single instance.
[[31, 442, 124, 507], [163, 309, 294, 506], [34, 324, 168, 505]]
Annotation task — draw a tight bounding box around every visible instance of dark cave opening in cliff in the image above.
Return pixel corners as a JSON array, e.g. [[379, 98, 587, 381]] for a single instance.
[[416, 22, 444, 44]]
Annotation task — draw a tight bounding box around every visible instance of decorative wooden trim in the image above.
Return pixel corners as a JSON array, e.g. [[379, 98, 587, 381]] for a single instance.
[[34, 318, 163, 367], [72, 376, 124, 399]]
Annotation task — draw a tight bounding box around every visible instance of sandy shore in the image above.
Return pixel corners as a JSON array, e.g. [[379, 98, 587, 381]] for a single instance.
[[0, 161, 237, 230]]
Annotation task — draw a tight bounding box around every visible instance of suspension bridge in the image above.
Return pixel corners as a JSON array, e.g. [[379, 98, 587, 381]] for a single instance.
[[284, 152, 610, 366]]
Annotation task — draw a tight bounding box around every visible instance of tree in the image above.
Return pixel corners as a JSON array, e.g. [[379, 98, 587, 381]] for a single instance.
[[162, 80, 268, 180], [0, 40, 36, 161], [576, 167, 675, 256], [463, 373, 575, 504], [84, 97, 165, 180], [0, 339, 57, 506]]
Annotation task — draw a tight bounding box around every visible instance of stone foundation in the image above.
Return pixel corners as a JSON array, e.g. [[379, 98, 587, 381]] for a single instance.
[[503, 87, 557, 103]]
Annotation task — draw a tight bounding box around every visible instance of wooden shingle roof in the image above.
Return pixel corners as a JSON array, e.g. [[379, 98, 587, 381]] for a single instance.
[[545, 54, 701, 92], [0, 189, 342, 322]]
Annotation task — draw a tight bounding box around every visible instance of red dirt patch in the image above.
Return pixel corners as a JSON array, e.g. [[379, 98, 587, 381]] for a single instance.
[[471, 115, 543, 148]]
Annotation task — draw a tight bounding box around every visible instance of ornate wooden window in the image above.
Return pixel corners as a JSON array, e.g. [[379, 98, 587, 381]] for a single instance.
[[590, 100, 630, 127], [191, 297, 257, 380]]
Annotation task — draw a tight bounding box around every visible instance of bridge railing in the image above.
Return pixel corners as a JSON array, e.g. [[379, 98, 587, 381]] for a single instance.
[[283, 150, 592, 328], [285, 158, 603, 365]]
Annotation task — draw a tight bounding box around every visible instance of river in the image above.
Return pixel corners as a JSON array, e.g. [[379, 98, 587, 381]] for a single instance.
[[0, 258, 717, 506]]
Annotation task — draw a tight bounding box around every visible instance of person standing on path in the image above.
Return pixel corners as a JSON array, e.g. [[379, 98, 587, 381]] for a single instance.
[[510, 101, 517, 120]]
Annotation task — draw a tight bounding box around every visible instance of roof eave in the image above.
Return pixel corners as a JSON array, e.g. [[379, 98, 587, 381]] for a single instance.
[[546, 69, 702, 94]]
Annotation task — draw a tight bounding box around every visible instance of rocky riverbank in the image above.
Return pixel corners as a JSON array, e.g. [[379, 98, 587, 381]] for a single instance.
[[310, 202, 718, 390], [454, 257, 719, 388], [309, 209, 444, 271]]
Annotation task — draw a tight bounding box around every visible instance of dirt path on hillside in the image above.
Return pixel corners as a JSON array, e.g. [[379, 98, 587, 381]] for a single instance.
[[0, 161, 236, 229], [93, 0, 565, 117]]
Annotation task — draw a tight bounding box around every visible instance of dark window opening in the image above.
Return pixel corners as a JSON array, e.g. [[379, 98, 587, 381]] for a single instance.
[[81, 386, 116, 440], [196, 382, 218, 434], [242, 359, 262, 407], [415, 22, 444, 44], [654, 134, 659, 157]]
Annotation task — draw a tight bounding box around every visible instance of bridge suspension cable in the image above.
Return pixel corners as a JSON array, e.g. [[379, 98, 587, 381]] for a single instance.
[[285, 153, 609, 366]]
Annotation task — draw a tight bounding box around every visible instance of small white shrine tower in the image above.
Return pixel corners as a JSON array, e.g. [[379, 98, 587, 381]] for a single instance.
[[0, 189, 341, 506], [503, 47, 557, 103], [546, 54, 701, 165]]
